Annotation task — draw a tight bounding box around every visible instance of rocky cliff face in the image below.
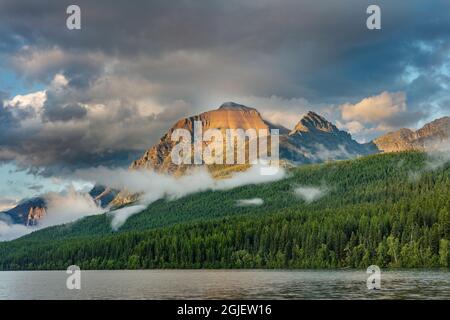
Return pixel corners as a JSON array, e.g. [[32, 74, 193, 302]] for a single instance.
[[373, 116, 450, 152], [26, 206, 46, 226], [2, 185, 118, 226], [130, 102, 276, 175], [1, 198, 46, 225], [291, 111, 339, 134], [280, 111, 377, 164], [89, 185, 119, 208], [130, 104, 375, 174]]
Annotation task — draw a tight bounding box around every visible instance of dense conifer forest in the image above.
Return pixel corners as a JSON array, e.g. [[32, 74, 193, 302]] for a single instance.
[[0, 152, 448, 270]]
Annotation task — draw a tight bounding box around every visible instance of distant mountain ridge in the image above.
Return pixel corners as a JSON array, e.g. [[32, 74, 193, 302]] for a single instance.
[[0, 197, 46, 225], [131, 102, 375, 174], [280, 111, 377, 164], [0, 185, 118, 226], [133, 104, 449, 171], [374, 116, 450, 152]]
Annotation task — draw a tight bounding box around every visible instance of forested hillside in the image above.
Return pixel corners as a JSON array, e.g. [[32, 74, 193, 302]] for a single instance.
[[0, 152, 448, 270]]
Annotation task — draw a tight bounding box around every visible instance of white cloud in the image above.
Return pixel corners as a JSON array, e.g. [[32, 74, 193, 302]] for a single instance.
[[337, 91, 414, 142], [51, 73, 69, 88], [6, 90, 47, 113], [336, 120, 364, 135], [0, 187, 105, 241], [41, 188, 105, 227], [312, 144, 355, 161], [0, 221, 31, 241], [424, 138, 450, 171], [109, 205, 147, 231], [408, 138, 450, 182], [341, 91, 407, 123], [75, 164, 285, 229], [236, 198, 264, 206], [293, 186, 327, 203]]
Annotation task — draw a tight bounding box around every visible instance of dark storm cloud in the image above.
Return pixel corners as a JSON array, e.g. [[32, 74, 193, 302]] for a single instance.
[[1, 0, 449, 97], [43, 102, 87, 122], [408, 75, 444, 105], [0, 98, 16, 131], [0, 108, 12, 131], [0, 77, 192, 174], [0, 0, 449, 172]]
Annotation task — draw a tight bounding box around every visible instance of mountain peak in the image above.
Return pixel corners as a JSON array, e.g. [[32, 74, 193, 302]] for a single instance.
[[218, 102, 256, 112], [373, 116, 450, 152], [292, 111, 338, 134]]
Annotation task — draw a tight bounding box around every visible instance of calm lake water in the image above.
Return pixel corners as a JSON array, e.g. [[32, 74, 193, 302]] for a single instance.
[[0, 270, 448, 300]]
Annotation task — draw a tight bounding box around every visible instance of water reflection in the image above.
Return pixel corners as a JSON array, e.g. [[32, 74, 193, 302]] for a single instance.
[[0, 269, 448, 300]]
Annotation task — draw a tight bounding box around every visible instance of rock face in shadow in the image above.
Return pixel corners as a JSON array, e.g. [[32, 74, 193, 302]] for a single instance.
[[279, 111, 377, 164], [2, 185, 118, 226], [374, 117, 450, 152], [89, 185, 119, 208], [26, 206, 46, 226], [1, 198, 46, 225], [130, 103, 375, 174]]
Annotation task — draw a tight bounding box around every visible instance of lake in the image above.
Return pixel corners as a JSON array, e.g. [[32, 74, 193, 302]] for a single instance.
[[0, 269, 448, 299]]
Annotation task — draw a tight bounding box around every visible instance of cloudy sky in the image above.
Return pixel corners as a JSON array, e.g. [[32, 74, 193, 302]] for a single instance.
[[0, 0, 449, 205]]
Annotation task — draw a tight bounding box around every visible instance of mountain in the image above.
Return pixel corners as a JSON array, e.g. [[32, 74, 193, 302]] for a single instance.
[[279, 111, 377, 164], [0, 197, 46, 225], [131, 102, 279, 175], [109, 103, 375, 207], [373, 116, 450, 152], [89, 185, 119, 208], [1, 185, 117, 226], [131, 102, 372, 174]]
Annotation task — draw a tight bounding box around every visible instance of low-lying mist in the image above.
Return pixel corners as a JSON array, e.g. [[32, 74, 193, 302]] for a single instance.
[[236, 198, 264, 207], [408, 138, 450, 181], [1, 164, 285, 240], [75, 164, 285, 230], [293, 186, 327, 203], [0, 188, 105, 241]]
